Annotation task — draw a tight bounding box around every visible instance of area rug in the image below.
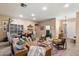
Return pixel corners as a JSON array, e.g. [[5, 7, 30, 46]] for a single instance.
[[51, 47, 65, 56]]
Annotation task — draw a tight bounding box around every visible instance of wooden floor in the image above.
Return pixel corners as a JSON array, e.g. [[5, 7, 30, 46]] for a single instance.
[[52, 39, 79, 56]]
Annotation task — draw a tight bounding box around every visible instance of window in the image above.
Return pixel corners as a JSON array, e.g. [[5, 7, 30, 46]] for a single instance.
[[10, 24, 23, 34], [45, 25, 50, 30]]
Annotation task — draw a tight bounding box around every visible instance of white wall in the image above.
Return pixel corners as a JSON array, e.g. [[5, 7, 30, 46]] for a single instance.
[[10, 18, 76, 39], [66, 19, 76, 38], [56, 20, 60, 38], [11, 19, 35, 32]]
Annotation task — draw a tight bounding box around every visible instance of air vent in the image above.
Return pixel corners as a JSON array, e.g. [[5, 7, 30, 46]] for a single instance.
[[20, 3, 27, 7]]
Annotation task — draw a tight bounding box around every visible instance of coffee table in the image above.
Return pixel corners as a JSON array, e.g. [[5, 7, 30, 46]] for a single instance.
[[25, 40, 52, 56]]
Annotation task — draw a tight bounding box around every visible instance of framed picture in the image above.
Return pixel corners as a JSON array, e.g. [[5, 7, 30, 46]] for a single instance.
[[2, 21, 8, 26]]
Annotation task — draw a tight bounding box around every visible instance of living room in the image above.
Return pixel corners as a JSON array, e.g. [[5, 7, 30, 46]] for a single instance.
[[0, 3, 79, 56]]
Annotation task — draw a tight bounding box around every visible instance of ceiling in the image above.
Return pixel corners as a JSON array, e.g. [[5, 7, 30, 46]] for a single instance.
[[0, 3, 79, 21]]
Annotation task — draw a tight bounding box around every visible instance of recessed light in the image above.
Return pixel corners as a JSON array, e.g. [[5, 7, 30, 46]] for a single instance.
[[42, 6, 47, 11], [19, 14, 23, 18], [33, 18, 36, 20], [64, 4, 69, 8], [32, 13, 35, 16]]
